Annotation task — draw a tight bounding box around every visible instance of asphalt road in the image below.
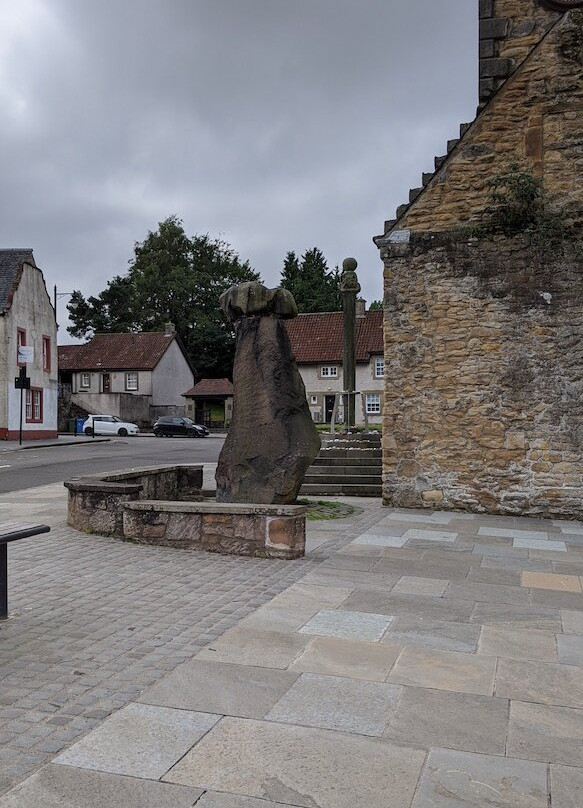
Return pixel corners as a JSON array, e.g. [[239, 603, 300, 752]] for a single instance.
[[0, 435, 225, 493]]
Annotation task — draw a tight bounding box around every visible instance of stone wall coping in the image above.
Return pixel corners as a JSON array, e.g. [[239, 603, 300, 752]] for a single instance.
[[124, 500, 308, 516], [64, 464, 204, 493], [64, 480, 143, 494]]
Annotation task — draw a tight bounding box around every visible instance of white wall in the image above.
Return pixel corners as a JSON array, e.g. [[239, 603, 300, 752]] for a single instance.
[[297, 357, 385, 425], [2, 263, 58, 435], [73, 369, 153, 396], [151, 339, 194, 407]]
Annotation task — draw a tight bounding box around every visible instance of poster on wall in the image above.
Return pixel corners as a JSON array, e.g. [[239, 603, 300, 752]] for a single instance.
[[17, 346, 34, 364]]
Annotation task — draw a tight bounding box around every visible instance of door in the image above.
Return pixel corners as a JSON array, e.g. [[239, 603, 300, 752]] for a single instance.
[[102, 373, 111, 394], [325, 395, 336, 423]]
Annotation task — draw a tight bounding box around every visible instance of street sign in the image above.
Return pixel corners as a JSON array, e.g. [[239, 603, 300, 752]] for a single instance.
[[17, 346, 34, 364], [14, 377, 31, 390]]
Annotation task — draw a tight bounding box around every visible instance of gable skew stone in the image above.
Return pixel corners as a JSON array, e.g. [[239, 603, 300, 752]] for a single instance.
[[375, 6, 582, 241]]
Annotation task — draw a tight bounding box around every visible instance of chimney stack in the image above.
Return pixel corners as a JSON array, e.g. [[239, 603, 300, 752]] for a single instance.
[[355, 298, 367, 318], [164, 322, 175, 336]]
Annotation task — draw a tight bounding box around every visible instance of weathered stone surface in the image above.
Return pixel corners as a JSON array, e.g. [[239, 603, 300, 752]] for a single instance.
[[216, 285, 320, 504], [377, 8, 583, 520], [122, 502, 307, 559]]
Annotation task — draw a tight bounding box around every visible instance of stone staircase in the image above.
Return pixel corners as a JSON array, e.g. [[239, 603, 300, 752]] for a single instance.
[[301, 432, 382, 498]]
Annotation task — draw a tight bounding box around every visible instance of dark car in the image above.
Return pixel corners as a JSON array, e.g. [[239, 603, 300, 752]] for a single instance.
[[153, 416, 210, 438]]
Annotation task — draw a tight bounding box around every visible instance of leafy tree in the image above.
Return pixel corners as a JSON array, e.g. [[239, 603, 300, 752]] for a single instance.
[[67, 216, 259, 378], [368, 300, 383, 311], [280, 248, 342, 313]]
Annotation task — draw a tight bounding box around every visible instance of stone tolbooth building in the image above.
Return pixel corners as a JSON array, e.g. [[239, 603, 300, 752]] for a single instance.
[[375, 1, 583, 518]]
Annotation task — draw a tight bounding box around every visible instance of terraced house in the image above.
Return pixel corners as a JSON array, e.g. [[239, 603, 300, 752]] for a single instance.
[[285, 302, 384, 426], [375, 0, 583, 517], [0, 249, 58, 440]]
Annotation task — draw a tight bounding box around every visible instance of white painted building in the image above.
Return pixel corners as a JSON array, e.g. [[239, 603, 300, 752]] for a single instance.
[[0, 250, 58, 440], [285, 304, 384, 425], [58, 327, 195, 426]]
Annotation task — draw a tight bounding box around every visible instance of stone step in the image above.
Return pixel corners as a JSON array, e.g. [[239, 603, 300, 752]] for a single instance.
[[303, 473, 381, 487], [300, 483, 382, 498], [318, 449, 382, 460], [312, 457, 382, 469]]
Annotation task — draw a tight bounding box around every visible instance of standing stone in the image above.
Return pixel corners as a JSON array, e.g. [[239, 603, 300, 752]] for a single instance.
[[216, 282, 321, 504]]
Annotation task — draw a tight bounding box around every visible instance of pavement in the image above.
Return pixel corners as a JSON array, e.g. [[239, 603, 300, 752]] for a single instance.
[[0, 435, 112, 453], [1, 479, 583, 806]]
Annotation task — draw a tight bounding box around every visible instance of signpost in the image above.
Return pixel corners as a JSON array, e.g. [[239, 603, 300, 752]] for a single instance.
[[14, 365, 31, 446]]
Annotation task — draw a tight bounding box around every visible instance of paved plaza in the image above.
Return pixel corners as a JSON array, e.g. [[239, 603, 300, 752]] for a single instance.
[[1, 473, 583, 806]]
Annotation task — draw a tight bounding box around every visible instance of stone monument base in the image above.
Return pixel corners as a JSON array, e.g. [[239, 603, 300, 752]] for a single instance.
[[65, 465, 306, 560]]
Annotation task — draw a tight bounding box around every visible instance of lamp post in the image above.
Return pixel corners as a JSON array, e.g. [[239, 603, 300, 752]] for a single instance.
[[53, 285, 77, 330]]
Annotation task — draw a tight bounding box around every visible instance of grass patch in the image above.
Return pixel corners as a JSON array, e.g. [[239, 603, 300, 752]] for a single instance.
[[296, 498, 362, 520]]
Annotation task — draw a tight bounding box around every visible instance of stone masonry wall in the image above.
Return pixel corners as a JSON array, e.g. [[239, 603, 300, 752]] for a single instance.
[[479, 0, 561, 107], [381, 233, 583, 517], [397, 10, 583, 233]]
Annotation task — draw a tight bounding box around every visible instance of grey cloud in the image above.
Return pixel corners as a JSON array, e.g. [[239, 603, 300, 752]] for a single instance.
[[0, 0, 477, 335]]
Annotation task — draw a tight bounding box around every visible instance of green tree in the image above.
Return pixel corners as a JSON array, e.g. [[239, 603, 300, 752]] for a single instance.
[[368, 300, 383, 311], [280, 248, 342, 313], [67, 216, 259, 378]]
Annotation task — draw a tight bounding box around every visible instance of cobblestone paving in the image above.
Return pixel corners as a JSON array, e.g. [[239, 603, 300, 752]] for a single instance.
[[0, 478, 368, 795]]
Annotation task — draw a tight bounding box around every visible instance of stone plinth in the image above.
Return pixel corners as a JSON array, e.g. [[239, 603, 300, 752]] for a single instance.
[[65, 466, 307, 559], [123, 501, 307, 559], [65, 465, 204, 537]]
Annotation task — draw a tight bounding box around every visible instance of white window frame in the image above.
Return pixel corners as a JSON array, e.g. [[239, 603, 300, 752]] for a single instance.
[[374, 358, 385, 378], [79, 372, 90, 389], [365, 393, 381, 415], [310, 395, 318, 405], [321, 366, 338, 378], [125, 372, 138, 391]]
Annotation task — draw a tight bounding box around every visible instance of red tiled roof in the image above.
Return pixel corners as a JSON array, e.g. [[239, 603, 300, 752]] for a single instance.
[[58, 332, 175, 371], [285, 309, 383, 364], [183, 378, 233, 397]]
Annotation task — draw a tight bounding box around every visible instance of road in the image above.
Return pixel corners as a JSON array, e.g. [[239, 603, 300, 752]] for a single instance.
[[0, 435, 225, 493]]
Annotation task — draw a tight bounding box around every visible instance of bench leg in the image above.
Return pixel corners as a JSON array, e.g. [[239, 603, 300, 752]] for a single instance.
[[0, 544, 7, 620]]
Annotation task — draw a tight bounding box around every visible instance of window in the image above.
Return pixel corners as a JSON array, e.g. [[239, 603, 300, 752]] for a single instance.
[[42, 336, 51, 372], [125, 372, 138, 391], [321, 366, 338, 378], [374, 358, 385, 378], [17, 328, 26, 365], [26, 389, 43, 423], [310, 395, 318, 405], [365, 393, 381, 415], [80, 373, 90, 388]]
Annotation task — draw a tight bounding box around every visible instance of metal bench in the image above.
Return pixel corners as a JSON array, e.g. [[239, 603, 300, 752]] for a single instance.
[[0, 523, 50, 620]]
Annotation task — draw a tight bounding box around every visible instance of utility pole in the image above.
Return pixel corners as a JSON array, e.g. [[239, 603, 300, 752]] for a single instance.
[[339, 257, 361, 430]]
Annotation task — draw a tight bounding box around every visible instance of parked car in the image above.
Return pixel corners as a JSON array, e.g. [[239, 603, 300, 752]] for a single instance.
[[83, 415, 140, 437], [153, 416, 209, 438]]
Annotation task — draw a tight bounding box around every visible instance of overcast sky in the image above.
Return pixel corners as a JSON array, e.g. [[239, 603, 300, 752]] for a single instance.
[[0, 0, 477, 340]]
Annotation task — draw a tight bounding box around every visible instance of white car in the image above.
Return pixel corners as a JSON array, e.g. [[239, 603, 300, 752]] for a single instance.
[[82, 415, 139, 437]]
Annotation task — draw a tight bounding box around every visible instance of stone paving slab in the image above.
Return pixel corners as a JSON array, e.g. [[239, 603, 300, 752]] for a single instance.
[[289, 635, 402, 680], [264, 672, 403, 736], [384, 687, 509, 755], [298, 608, 393, 642], [0, 764, 203, 807], [139, 659, 299, 719], [0, 480, 316, 795], [54, 703, 220, 778], [507, 700, 583, 766], [388, 646, 497, 695], [550, 765, 583, 808], [163, 717, 427, 808], [4, 488, 583, 806], [411, 748, 548, 808]]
